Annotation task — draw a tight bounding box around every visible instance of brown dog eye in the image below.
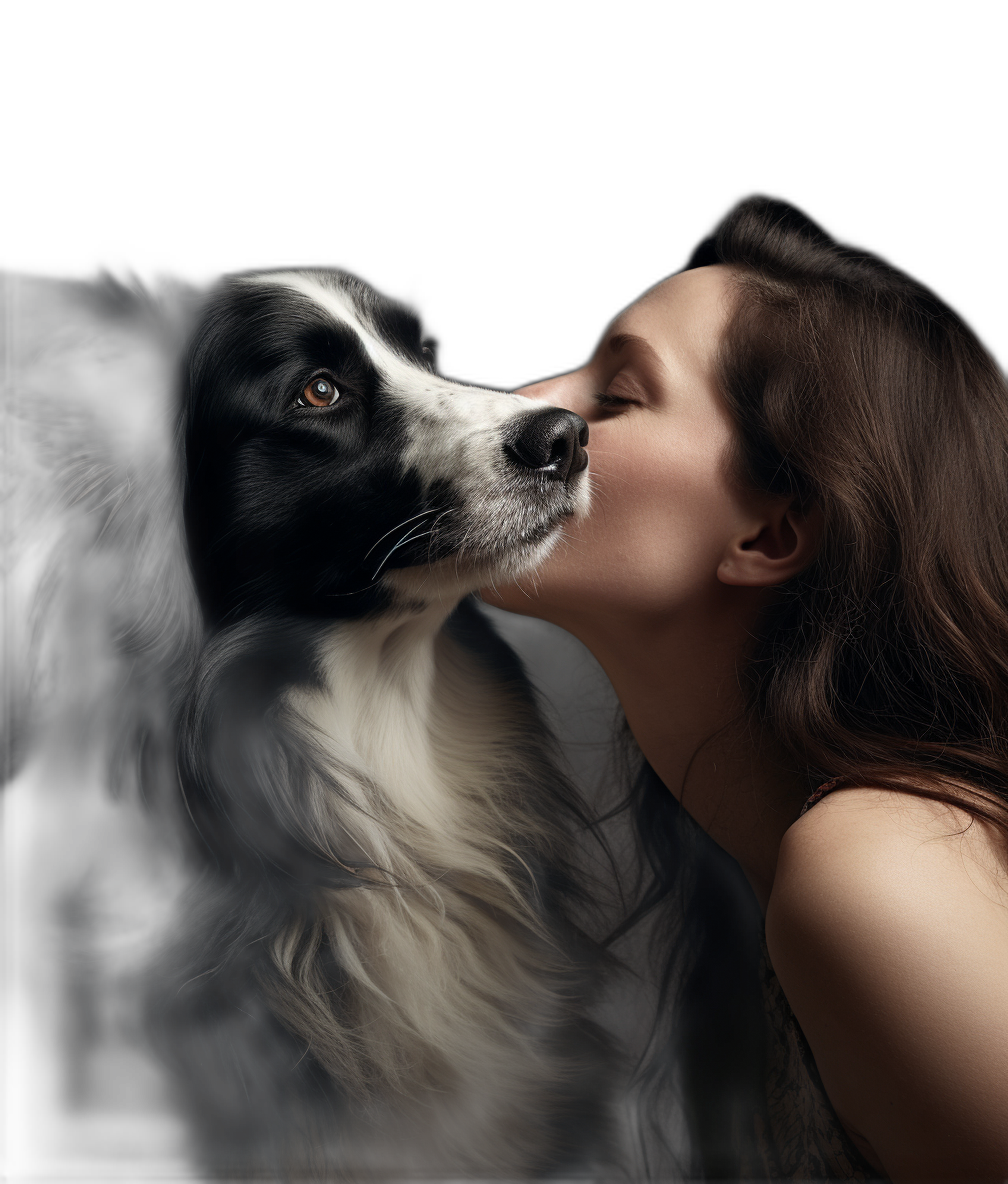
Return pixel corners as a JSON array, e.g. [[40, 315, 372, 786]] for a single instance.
[[298, 375, 339, 407]]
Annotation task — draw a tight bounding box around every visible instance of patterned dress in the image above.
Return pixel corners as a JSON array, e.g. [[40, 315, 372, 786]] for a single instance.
[[752, 778, 882, 1179]]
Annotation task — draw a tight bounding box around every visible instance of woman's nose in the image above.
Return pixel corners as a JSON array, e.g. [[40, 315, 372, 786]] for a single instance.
[[514, 371, 589, 416], [515, 378, 561, 403]]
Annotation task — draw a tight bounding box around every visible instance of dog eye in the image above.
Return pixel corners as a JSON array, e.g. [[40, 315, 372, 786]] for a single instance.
[[298, 375, 340, 408]]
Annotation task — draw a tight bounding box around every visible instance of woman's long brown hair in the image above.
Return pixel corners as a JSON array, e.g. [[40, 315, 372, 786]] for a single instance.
[[621, 197, 1008, 1178]]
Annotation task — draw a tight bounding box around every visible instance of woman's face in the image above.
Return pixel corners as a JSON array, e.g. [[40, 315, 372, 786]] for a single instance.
[[482, 264, 758, 631]]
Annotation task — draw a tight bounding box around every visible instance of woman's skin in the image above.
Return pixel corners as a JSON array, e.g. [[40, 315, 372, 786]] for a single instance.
[[481, 265, 1008, 1180]]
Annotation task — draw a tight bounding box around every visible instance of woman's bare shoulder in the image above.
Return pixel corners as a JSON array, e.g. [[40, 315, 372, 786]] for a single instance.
[[765, 787, 1008, 1180], [774, 786, 1008, 912]]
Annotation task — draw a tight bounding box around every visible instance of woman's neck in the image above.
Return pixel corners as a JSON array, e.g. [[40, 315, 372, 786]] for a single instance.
[[557, 586, 802, 913]]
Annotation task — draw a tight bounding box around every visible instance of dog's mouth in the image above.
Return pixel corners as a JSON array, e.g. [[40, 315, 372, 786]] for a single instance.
[[372, 405, 590, 603], [363, 491, 577, 576], [381, 468, 589, 601]]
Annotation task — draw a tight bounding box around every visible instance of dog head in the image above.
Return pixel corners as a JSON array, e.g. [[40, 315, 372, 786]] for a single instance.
[[182, 270, 589, 625], [0, 266, 592, 648]]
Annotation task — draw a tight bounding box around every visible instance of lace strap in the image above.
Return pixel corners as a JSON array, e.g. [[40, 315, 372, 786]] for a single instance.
[[799, 775, 844, 817]]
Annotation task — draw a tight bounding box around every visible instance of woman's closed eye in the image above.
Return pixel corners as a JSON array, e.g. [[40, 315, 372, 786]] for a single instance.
[[594, 390, 638, 411], [593, 368, 650, 414]]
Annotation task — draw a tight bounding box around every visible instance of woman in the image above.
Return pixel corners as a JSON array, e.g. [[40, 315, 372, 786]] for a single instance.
[[482, 198, 1008, 1180]]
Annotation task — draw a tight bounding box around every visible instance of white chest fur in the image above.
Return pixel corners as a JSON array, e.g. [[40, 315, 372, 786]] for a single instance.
[[269, 607, 576, 1166]]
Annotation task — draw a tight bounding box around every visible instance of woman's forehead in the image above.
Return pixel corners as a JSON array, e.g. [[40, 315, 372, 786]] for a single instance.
[[629, 263, 735, 325], [599, 264, 737, 373]]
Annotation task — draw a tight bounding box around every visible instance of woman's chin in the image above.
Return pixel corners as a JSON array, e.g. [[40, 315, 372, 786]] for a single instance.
[[477, 579, 537, 614], [478, 575, 568, 621], [478, 530, 592, 619]]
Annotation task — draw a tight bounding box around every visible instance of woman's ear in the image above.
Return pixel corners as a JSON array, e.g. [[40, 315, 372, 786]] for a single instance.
[[717, 498, 823, 587]]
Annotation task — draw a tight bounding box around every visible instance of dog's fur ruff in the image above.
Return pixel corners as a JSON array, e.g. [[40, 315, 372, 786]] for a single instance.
[[2, 269, 618, 1178]]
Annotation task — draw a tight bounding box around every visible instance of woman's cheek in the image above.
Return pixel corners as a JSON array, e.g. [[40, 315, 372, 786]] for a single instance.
[[581, 432, 733, 611], [564, 445, 666, 608]]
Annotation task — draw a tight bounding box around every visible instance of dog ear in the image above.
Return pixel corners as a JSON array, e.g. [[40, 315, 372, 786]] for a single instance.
[[421, 336, 438, 371], [0, 271, 201, 738]]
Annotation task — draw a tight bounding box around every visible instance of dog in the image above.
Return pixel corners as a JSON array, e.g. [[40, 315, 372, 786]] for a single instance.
[[2, 268, 618, 1178]]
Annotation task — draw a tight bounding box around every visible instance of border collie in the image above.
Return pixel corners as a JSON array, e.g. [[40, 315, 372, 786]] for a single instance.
[[1, 268, 606, 1184]]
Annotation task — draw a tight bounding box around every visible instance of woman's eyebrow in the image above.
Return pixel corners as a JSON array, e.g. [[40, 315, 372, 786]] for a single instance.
[[600, 330, 669, 375]]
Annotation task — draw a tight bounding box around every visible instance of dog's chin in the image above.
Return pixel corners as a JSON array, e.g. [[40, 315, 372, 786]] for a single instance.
[[382, 472, 591, 611], [382, 514, 570, 609]]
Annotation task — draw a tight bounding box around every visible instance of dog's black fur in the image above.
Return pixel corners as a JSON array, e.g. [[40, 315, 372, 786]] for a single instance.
[[0, 271, 606, 1184]]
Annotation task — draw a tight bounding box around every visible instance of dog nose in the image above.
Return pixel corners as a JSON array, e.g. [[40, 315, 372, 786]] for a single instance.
[[505, 409, 589, 481]]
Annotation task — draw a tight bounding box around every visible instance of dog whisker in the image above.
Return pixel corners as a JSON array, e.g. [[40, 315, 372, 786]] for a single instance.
[[363, 507, 441, 563], [372, 522, 437, 580]]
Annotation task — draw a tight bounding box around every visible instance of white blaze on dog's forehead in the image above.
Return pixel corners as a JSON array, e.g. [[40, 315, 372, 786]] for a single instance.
[[247, 271, 532, 493], [250, 271, 376, 359], [248, 271, 522, 418]]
